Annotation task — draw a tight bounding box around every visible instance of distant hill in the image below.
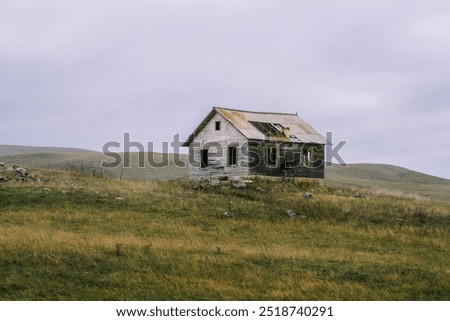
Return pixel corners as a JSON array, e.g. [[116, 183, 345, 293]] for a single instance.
[[327, 163, 449, 185], [0, 145, 189, 181], [0, 144, 95, 156], [1, 145, 449, 201], [326, 163, 450, 202]]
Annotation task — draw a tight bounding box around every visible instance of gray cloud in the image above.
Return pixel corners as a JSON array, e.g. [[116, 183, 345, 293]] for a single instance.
[[1, 0, 449, 178]]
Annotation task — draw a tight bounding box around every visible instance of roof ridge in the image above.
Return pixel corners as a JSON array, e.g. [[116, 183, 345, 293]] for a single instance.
[[213, 106, 298, 116]]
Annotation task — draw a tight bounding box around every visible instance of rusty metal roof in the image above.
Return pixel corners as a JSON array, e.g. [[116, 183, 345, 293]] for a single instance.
[[183, 107, 326, 146]]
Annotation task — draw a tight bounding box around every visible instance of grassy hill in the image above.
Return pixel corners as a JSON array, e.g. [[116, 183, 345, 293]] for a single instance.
[[327, 163, 450, 202], [0, 144, 94, 156], [1, 146, 448, 300], [0, 167, 448, 300], [0, 145, 188, 181]]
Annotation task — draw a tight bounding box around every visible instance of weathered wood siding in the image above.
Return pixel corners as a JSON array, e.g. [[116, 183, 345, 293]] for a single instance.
[[188, 113, 249, 178], [248, 140, 325, 178]]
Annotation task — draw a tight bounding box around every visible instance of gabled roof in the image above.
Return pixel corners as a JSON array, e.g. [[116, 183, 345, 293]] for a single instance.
[[182, 107, 326, 146]]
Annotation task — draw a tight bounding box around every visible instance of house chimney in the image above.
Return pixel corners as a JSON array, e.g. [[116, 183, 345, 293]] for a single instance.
[[283, 127, 291, 137]]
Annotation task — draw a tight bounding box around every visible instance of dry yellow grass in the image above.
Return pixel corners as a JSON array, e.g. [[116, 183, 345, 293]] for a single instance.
[[0, 169, 449, 300]]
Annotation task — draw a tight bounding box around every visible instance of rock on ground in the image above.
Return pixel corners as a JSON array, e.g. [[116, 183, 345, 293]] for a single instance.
[[230, 176, 246, 189]]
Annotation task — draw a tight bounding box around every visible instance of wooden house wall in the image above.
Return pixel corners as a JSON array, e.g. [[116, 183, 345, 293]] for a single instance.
[[188, 113, 249, 178], [248, 140, 325, 178]]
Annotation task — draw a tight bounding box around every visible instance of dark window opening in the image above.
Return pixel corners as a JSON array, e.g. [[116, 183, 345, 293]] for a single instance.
[[302, 148, 312, 167], [200, 149, 208, 168], [215, 121, 221, 131], [267, 146, 278, 166], [228, 146, 237, 166]]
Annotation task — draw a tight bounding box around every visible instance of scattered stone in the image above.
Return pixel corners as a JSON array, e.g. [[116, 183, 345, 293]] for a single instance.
[[230, 176, 246, 189], [298, 215, 308, 219], [222, 211, 235, 218], [255, 187, 265, 192], [208, 179, 221, 187], [191, 183, 207, 190], [286, 209, 296, 217], [0, 176, 7, 182], [303, 192, 313, 199], [60, 190, 68, 195], [191, 179, 211, 190], [14, 166, 29, 177], [114, 196, 125, 200], [0, 163, 43, 184], [43, 188, 51, 191], [217, 176, 228, 181]]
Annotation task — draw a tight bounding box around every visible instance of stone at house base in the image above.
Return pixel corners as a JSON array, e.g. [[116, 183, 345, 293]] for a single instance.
[[230, 176, 246, 189]]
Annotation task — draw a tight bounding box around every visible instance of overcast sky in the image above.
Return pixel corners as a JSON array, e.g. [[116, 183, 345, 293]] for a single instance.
[[1, 0, 449, 178]]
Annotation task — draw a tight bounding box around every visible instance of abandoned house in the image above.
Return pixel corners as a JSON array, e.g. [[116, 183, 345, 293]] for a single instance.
[[182, 107, 326, 179]]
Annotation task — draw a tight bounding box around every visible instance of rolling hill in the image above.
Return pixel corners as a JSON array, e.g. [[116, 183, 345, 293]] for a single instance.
[[0, 145, 188, 181], [326, 163, 450, 202], [0, 144, 94, 156], [1, 144, 449, 201]]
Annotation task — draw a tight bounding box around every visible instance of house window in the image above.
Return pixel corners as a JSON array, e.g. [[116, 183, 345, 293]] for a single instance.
[[302, 148, 312, 167], [228, 146, 237, 166], [267, 146, 278, 166], [215, 121, 221, 131], [200, 149, 208, 168]]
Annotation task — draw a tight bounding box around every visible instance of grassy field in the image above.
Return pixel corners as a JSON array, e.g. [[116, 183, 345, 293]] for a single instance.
[[0, 168, 449, 300]]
